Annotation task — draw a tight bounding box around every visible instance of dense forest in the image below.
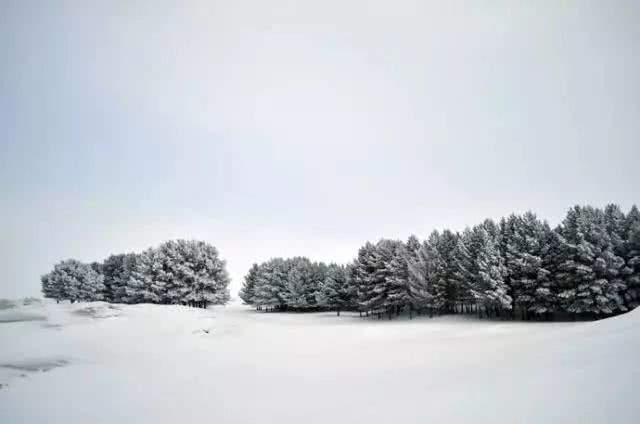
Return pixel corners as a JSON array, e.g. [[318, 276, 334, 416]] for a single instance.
[[239, 204, 640, 320], [41, 240, 230, 307]]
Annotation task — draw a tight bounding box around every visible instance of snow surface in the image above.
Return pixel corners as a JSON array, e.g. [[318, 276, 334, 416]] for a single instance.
[[1, 301, 639, 423]]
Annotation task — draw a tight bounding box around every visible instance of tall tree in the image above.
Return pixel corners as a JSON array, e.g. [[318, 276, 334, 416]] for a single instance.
[[407, 234, 437, 314], [623, 205, 640, 308], [556, 206, 626, 315], [315, 264, 352, 315], [253, 258, 288, 309], [239, 264, 259, 305], [504, 212, 552, 319], [350, 242, 379, 313], [471, 224, 511, 316], [452, 228, 475, 313], [386, 241, 412, 314], [283, 257, 314, 309]]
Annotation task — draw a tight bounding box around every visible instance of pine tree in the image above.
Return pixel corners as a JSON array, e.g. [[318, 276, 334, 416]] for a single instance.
[[604, 204, 627, 257], [407, 235, 436, 314], [530, 224, 559, 316], [350, 242, 379, 314], [283, 257, 313, 309], [386, 241, 412, 315], [124, 251, 150, 304], [371, 239, 400, 316], [405, 235, 421, 265], [134, 247, 164, 303], [315, 264, 352, 315], [623, 205, 640, 308], [471, 224, 511, 317], [452, 228, 475, 313], [41, 259, 104, 303], [556, 206, 626, 316], [306, 260, 327, 308], [253, 258, 288, 309], [154, 240, 231, 307], [504, 212, 551, 319], [101, 254, 130, 303], [239, 264, 259, 305]]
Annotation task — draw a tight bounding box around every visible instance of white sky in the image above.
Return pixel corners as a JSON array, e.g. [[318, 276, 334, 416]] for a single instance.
[[1, 0, 639, 297]]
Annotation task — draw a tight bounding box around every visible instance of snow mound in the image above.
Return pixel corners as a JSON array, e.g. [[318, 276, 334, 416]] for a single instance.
[[0, 310, 46, 323], [0, 299, 17, 310], [71, 302, 121, 319], [0, 359, 68, 373]]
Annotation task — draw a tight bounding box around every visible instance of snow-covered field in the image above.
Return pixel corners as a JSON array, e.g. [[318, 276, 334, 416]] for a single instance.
[[1, 301, 638, 423]]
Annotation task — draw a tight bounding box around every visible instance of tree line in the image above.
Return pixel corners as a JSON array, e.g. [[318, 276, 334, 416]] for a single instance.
[[239, 204, 640, 320], [41, 239, 231, 307]]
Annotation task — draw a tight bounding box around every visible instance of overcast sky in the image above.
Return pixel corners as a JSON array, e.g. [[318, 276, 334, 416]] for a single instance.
[[2, 1, 639, 298]]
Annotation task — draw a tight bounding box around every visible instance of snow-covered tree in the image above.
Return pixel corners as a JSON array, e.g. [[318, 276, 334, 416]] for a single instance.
[[41, 259, 105, 303], [348, 239, 409, 316], [470, 224, 511, 316], [239, 264, 259, 305], [556, 206, 626, 316], [623, 205, 640, 308], [452, 228, 475, 313], [503, 212, 552, 319], [101, 253, 139, 303], [350, 242, 379, 313], [283, 258, 313, 309], [40, 273, 62, 302], [315, 264, 353, 315], [385, 241, 412, 314], [123, 251, 151, 304], [122, 240, 230, 307], [405, 235, 421, 266], [407, 236, 432, 311], [253, 258, 289, 309], [531, 224, 560, 315]]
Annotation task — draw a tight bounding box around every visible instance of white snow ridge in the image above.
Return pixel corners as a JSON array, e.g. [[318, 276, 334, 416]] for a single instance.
[[0, 301, 638, 423]]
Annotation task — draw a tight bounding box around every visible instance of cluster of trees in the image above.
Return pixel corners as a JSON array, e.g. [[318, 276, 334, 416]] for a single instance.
[[239, 204, 640, 320], [239, 257, 354, 315], [41, 240, 231, 307]]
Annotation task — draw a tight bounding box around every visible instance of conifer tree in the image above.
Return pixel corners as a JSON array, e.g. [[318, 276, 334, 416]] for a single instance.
[[350, 242, 378, 313], [556, 206, 626, 315], [239, 264, 259, 305], [283, 258, 313, 309], [504, 212, 551, 319], [386, 241, 412, 314], [253, 258, 288, 309], [452, 228, 475, 313], [41, 259, 104, 303], [623, 205, 640, 308], [471, 224, 511, 316], [407, 235, 436, 314], [315, 264, 352, 315]]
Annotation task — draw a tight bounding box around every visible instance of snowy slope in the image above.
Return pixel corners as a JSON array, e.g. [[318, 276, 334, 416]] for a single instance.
[[1, 301, 638, 423]]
